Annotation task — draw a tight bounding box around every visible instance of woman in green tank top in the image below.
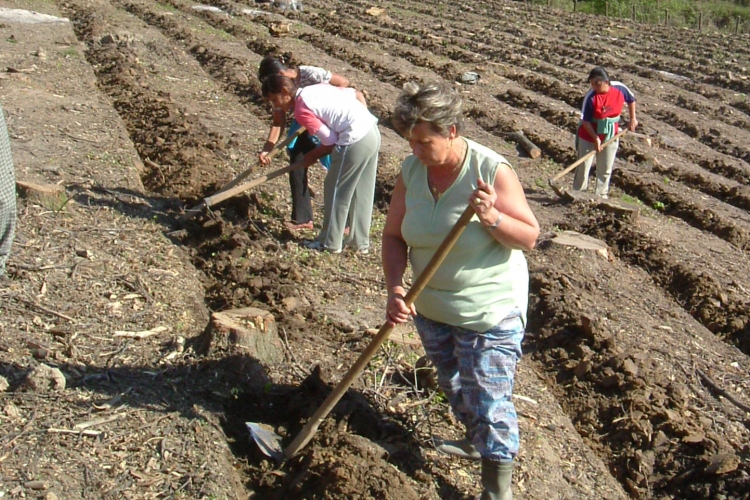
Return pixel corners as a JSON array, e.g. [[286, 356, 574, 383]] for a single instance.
[[382, 82, 539, 500]]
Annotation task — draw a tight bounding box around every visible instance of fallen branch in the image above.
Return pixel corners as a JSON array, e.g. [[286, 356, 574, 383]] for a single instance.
[[114, 326, 168, 338], [696, 368, 750, 414], [509, 130, 541, 159], [47, 428, 102, 437], [513, 394, 539, 405], [75, 413, 126, 430], [17, 296, 76, 322], [280, 327, 307, 379]]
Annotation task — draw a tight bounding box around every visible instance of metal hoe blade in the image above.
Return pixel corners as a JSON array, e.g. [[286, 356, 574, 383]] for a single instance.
[[246, 422, 284, 463]]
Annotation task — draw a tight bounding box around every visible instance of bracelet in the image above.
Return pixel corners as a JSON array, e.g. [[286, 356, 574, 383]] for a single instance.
[[487, 213, 503, 230]]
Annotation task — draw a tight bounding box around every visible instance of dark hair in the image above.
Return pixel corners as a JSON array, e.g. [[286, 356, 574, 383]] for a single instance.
[[588, 66, 610, 83], [258, 55, 288, 82], [261, 74, 295, 98]]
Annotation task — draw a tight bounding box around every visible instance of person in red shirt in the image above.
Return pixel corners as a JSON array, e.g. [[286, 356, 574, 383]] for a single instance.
[[573, 67, 637, 198]]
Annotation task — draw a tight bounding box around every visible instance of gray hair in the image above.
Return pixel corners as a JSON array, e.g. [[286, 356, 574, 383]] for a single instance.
[[392, 81, 464, 137]]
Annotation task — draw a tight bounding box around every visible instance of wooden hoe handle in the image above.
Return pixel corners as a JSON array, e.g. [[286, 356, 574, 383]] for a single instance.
[[284, 206, 477, 459], [548, 129, 627, 186], [180, 127, 306, 221], [202, 158, 304, 208]]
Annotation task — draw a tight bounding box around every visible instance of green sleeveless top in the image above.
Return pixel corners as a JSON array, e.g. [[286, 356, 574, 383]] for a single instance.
[[400, 138, 529, 332]]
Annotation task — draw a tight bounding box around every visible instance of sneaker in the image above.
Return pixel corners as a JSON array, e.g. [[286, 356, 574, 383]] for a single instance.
[[355, 247, 369, 255], [302, 240, 341, 254]]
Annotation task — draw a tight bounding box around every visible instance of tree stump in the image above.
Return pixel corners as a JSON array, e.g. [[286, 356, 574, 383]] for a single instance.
[[15, 180, 68, 211], [200, 307, 283, 364]]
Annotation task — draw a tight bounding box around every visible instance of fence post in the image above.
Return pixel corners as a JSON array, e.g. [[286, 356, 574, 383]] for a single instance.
[[605, 2, 608, 17], [698, 12, 702, 31], [664, 9, 669, 26], [573, 0, 577, 13], [736, 17, 741, 34], [632, 5, 636, 22]]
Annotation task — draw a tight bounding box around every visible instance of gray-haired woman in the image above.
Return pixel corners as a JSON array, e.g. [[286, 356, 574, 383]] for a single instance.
[[382, 82, 539, 500]]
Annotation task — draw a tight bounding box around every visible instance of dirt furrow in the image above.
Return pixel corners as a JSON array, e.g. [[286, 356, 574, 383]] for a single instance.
[[580, 213, 750, 354], [78, 0, 648, 498], [301, 0, 750, 194], [58, 0, 237, 201], [293, 3, 750, 247], [349, 0, 750, 96], [527, 237, 750, 499], [405, 0, 750, 63], [615, 168, 750, 250], [380, 0, 750, 96], [291, 0, 750, 429], [648, 108, 750, 166], [647, 159, 750, 211], [292, 2, 750, 253], [323, 0, 750, 172], [112, 0, 269, 120]]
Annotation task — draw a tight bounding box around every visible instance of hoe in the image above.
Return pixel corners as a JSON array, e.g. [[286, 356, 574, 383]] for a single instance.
[[247, 206, 477, 461], [180, 127, 306, 222], [548, 129, 628, 198]]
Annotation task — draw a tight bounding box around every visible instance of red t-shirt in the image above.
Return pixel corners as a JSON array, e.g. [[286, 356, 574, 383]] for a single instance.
[[577, 82, 636, 142]]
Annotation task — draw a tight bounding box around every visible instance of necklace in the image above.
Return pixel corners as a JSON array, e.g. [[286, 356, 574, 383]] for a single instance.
[[429, 139, 468, 200]]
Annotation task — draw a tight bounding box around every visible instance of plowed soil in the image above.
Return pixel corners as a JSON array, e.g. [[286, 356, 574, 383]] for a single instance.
[[1, 0, 749, 499]]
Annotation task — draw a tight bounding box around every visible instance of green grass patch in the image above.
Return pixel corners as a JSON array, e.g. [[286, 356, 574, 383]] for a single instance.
[[198, 24, 234, 41], [620, 193, 644, 206], [155, 2, 179, 12]]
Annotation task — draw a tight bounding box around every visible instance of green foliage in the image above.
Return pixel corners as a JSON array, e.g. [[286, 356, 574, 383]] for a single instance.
[[155, 2, 179, 12], [620, 194, 644, 206], [538, 0, 749, 31]]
